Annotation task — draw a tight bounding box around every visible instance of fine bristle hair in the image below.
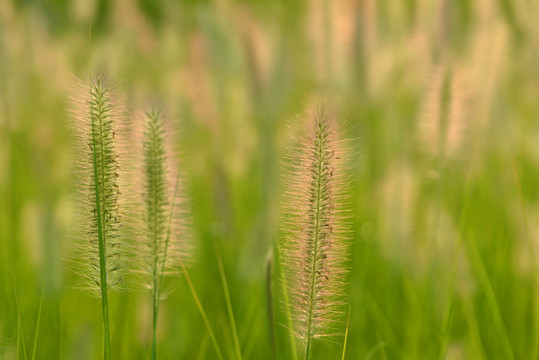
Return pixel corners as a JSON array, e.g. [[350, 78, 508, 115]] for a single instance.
[[68, 73, 126, 295], [128, 105, 191, 359], [280, 102, 351, 356], [131, 106, 190, 292]]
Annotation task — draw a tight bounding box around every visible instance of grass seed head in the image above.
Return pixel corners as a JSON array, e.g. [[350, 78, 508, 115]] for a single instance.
[[68, 73, 127, 295], [281, 102, 352, 345]]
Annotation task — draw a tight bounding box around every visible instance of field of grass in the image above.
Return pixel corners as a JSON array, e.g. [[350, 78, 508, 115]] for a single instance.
[[2, 0, 539, 359]]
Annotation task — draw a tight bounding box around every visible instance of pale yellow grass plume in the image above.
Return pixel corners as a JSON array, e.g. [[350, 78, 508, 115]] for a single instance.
[[281, 103, 352, 358]]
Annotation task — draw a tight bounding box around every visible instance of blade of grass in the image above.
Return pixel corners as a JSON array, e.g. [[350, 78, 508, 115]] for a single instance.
[[180, 260, 223, 360], [266, 251, 276, 360], [215, 249, 242, 360], [453, 147, 513, 360], [467, 236, 515, 360], [437, 265, 456, 360], [277, 249, 298, 360], [196, 331, 210, 360], [241, 302, 263, 359], [8, 259, 27, 360], [453, 138, 486, 360], [461, 294, 486, 359], [31, 228, 54, 360], [506, 136, 535, 358], [341, 305, 351, 360], [364, 340, 388, 360], [16, 296, 24, 360]]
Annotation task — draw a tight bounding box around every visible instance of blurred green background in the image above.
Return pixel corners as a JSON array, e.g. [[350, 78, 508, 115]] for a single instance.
[[2, 0, 539, 358]]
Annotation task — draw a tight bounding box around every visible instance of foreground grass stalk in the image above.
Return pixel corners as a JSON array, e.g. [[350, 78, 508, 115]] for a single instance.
[[341, 305, 351, 360], [90, 78, 115, 360], [266, 251, 276, 360], [281, 103, 351, 359], [91, 87, 111, 360], [70, 74, 124, 360]]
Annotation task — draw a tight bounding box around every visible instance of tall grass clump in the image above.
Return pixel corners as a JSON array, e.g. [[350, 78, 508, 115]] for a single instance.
[[133, 107, 190, 359], [69, 74, 125, 360], [280, 103, 351, 360]]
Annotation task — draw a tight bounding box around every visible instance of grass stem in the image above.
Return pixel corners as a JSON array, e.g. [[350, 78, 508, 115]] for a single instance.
[[341, 305, 351, 360], [216, 250, 242, 360], [90, 79, 112, 360], [180, 261, 224, 360]]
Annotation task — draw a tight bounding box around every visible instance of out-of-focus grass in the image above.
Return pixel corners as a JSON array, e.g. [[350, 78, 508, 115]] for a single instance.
[[2, 0, 539, 359]]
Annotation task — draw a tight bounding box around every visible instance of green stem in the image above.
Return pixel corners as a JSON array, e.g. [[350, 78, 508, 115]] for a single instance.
[[151, 286, 158, 360], [304, 120, 325, 360], [9, 260, 27, 360], [266, 251, 276, 360], [180, 261, 224, 360], [216, 251, 243, 360], [150, 119, 160, 360], [341, 305, 351, 360], [90, 80, 112, 360], [278, 250, 298, 360], [152, 159, 181, 360], [31, 232, 53, 360], [304, 339, 311, 360]]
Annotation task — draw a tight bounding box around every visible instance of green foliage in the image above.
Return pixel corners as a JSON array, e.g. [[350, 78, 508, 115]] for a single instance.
[[2, 0, 539, 359]]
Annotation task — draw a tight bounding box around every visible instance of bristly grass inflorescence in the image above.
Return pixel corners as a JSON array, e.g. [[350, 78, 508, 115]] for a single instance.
[[69, 73, 127, 359], [69, 74, 126, 295], [131, 106, 191, 292], [131, 106, 190, 359], [281, 103, 351, 359]]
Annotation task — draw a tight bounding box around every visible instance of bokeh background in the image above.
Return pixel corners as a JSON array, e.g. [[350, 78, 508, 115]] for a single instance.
[[2, 0, 539, 359]]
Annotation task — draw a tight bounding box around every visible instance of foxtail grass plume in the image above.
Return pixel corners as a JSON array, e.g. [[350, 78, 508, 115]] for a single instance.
[[69, 74, 125, 294], [132, 106, 190, 359], [69, 73, 126, 359], [133, 106, 190, 291], [281, 103, 351, 359]]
